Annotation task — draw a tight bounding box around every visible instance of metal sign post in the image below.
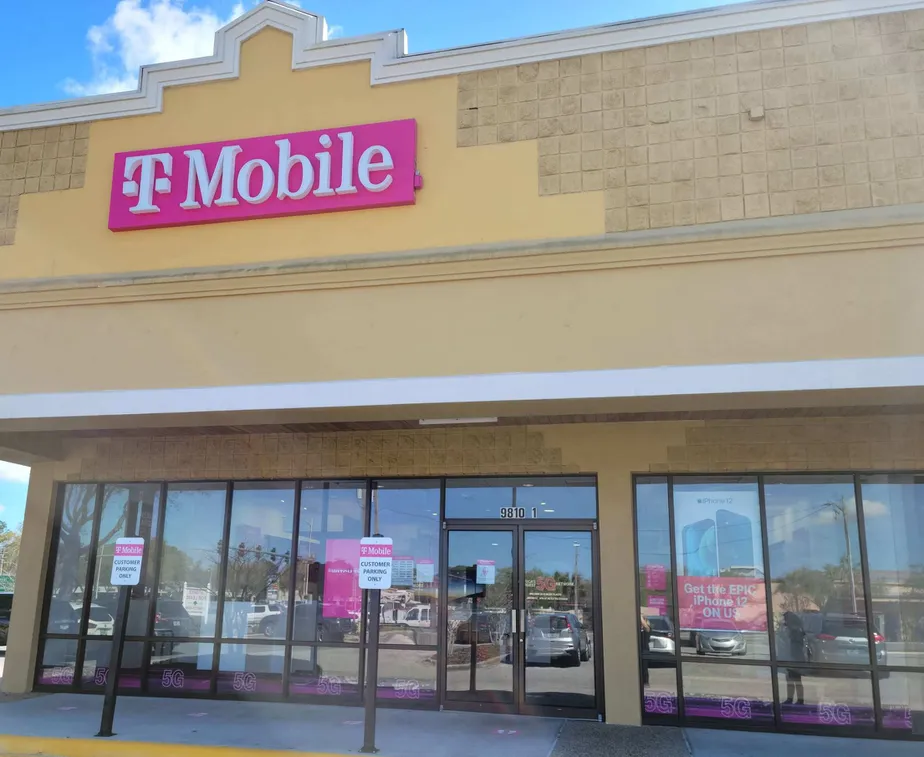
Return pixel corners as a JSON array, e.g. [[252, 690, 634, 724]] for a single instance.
[[97, 537, 144, 738], [358, 535, 393, 755]]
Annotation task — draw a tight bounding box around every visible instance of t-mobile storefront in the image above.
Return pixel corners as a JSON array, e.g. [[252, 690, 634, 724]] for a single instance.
[[2, 0, 924, 743]]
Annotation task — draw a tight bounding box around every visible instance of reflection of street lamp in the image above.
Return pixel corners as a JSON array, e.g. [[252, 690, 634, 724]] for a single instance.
[[825, 499, 858, 614], [573, 542, 580, 615]]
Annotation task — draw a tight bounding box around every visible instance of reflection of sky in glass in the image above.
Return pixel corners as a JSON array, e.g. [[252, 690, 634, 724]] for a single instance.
[[230, 483, 294, 569], [524, 531, 593, 577], [374, 483, 440, 563], [860, 480, 924, 573], [164, 485, 227, 570], [765, 478, 860, 575]]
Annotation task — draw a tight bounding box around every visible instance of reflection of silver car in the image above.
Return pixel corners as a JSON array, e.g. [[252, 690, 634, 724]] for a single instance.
[[526, 612, 591, 666], [694, 621, 747, 656], [804, 613, 887, 667]]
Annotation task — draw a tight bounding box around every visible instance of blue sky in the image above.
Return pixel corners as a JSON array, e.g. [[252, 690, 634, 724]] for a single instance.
[[0, 0, 740, 529], [0, 0, 743, 108]]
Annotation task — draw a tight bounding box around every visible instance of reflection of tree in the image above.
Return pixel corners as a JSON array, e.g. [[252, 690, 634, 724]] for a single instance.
[[776, 556, 863, 617], [53, 486, 125, 600], [222, 540, 290, 602], [776, 567, 835, 613]]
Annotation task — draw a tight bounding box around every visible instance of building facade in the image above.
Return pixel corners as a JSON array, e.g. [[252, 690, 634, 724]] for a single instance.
[[1, 0, 924, 739]]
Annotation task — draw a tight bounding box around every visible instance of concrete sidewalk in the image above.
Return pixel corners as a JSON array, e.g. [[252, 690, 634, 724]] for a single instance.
[[0, 693, 562, 756], [0, 693, 921, 757]]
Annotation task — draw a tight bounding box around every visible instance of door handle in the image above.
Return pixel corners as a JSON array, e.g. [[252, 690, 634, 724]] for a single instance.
[[519, 610, 525, 634], [511, 609, 516, 636]]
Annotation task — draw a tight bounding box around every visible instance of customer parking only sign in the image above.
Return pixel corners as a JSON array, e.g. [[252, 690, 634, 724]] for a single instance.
[[110, 538, 145, 586], [358, 537, 393, 589]]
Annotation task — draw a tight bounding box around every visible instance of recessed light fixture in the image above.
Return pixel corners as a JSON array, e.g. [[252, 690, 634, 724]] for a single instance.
[[544, 509, 555, 513], [418, 417, 498, 426], [491, 543, 499, 546]]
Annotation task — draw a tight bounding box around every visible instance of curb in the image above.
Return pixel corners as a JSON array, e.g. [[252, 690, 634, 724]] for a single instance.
[[0, 736, 347, 757]]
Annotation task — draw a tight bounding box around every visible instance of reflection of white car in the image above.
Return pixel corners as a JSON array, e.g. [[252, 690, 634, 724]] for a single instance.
[[403, 605, 431, 627], [648, 635, 675, 654], [74, 603, 114, 636]]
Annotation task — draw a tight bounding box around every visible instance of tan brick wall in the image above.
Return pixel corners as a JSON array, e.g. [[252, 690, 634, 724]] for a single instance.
[[67, 427, 578, 482], [458, 10, 924, 232], [656, 413, 924, 472], [0, 123, 91, 246]]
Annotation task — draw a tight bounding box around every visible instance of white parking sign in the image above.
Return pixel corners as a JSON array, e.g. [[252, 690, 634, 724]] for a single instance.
[[110, 537, 145, 586], [358, 537, 393, 589]]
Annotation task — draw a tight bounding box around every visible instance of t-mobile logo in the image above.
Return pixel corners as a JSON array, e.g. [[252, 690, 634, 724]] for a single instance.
[[122, 153, 173, 214]]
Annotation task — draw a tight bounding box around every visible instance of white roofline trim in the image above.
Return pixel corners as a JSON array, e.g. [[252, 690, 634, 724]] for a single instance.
[[1, 0, 922, 130], [2, 356, 924, 421]]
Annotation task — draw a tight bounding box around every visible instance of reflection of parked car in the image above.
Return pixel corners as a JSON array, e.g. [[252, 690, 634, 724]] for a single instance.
[[48, 599, 80, 634], [455, 608, 508, 644], [74, 602, 114, 636], [289, 602, 350, 642], [802, 612, 887, 667], [526, 612, 591, 666], [0, 592, 12, 647], [154, 600, 196, 637], [694, 619, 747, 656], [647, 615, 676, 655]]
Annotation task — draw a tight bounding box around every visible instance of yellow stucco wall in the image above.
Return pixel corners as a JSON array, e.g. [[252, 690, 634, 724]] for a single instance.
[[2, 239, 924, 395], [1, 28, 600, 281]]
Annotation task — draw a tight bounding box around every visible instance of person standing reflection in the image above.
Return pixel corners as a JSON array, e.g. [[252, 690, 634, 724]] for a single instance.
[[640, 613, 651, 686], [781, 612, 806, 706]]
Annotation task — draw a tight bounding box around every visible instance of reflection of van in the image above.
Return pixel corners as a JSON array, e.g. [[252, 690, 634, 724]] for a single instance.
[[403, 605, 431, 627]]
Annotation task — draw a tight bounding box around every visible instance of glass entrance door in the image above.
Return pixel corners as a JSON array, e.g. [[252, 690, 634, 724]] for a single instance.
[[442, 525, 601, 717], [444, 529, 517, 706]]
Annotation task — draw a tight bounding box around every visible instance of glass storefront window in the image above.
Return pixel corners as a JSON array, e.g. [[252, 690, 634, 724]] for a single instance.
[[859, 475, 924, 669], [634, 473, 918, 737], [289, 646, 361, 699], [222, 483, 295, 641], [92, 484, 162, 637], [294, 482, 365, 643], [682, 663, 775, 723], [880, 671, 924, 734], [766, 475, 869, 666], [673, 477, 770, 661], [37, 638, 78, 686], [147, 641, 213, 694], [376, 648, 438, 702], [776, 669, 875, 729], [643, 658, 679, 718], [217, 643, 285, 695], [46, 484, 97, 633], [636, 478, 676, 660], [155, 483, 226, 638], [445, 477, 597, 520], [80, 640, 144, 691], [372, 480, 440, 646]]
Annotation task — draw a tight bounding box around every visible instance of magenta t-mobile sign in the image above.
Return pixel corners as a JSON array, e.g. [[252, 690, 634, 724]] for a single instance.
[[108, 119, 419, 230]]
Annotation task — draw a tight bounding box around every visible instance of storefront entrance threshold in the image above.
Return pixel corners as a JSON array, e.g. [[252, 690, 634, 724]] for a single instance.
[[0, 693, 563, 757]]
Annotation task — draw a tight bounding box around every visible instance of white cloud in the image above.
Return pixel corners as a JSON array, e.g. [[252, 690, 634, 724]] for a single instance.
[[63, 0, 249, 96], [327, 24, 344, 39], [0, 462, 30, 484]]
